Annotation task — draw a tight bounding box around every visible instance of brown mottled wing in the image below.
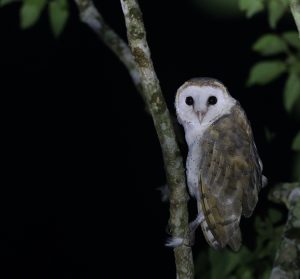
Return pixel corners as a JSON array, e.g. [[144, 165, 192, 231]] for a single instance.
[[199, 104, 262, 251]]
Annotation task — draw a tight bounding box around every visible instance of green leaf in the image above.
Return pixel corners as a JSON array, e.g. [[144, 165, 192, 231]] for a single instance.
[[209, 247, 252, 279], [0, 0, 16, 7], [261, 267, 272, 279], [253, 34, 288, 56], [283, 72, 300, 113], [290, 61, 300, 75], [48, 0, 69, 37], [236, 266, 253, 279], [282, 31, 300, 50], [20, 0, 46, 29], [292, 132, 300, 151], [240, 269, 252, 279], [247, 61, 287, 86], [239, 0, 264, 18], [268, 0, 288, 29]]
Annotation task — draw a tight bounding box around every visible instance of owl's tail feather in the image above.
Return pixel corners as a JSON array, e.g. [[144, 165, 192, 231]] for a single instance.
[[228, 229, 241, 252]]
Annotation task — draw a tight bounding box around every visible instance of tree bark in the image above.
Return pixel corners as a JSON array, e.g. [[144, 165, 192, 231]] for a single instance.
[[73, 0, 143, 97], [74, 0, 194, 278], [269, 182, 300, 279]]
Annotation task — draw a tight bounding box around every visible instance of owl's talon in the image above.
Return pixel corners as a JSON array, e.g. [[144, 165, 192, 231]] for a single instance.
[[188, 212, 204, 246], [165, 237, 184, 247], [165, 214, 205, 247], [165, 236, 193, 248], [189, 212, 204, 232]]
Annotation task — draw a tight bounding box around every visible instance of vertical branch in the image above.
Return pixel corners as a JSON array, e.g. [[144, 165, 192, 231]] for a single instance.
[[269, 183, 300, 279], [74, 0, 193, 278], [290, 0, 300, 37], [119, 1, 193, 278]]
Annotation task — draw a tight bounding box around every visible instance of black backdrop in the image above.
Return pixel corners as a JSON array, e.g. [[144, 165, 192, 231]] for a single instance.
[[0, 1, 297, 278]]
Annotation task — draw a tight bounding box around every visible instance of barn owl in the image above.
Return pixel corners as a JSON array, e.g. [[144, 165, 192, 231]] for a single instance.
[[172, 78, 266, 251]]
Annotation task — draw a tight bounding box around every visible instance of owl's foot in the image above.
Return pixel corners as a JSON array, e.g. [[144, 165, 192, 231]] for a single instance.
[[165, 213, 204, 248], [188, 212, 204, 245], [165, 237, 185, 247], [189, 212, 204, 232]]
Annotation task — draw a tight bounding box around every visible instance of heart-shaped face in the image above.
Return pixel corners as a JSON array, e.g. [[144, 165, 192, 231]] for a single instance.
[[175, 78, 236, 146]]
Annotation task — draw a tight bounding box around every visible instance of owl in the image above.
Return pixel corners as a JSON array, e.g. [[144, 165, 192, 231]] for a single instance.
[[173, 78, 266, 251]]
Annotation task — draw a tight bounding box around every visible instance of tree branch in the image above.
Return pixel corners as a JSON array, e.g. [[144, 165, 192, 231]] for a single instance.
[[269, 182, 300, 279], [290, 0, 300, 37], [73, 0, 144, 97], [74, 0, 193, 278], [119, 1, 193, 278]]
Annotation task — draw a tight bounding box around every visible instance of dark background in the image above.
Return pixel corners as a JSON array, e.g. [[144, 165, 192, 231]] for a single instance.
[[0, 1, 298, 278]]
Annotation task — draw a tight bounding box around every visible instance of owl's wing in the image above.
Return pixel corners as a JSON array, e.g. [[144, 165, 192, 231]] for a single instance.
[[199, 105, 263, 251]]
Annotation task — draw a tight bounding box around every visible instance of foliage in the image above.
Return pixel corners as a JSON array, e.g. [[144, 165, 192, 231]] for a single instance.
[[248, 31, 300, 116], [1, 0, 300, 278], [239, 0, 264, 18], [20, 0, 46, 29], [239, 0, 300, 182], [0, 0, 17, 7], [193, 0, 300, 278], [48, 0, 69, 37], [247, 60, 287, 86], [0, 0, 69, 36], [195, 208, 284, 279], [239, 0, 290, 28]]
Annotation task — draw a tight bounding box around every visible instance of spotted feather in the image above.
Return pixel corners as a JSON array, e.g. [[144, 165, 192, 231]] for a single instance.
[[198, 104, 263, 251], [174, 78, 265, 251]]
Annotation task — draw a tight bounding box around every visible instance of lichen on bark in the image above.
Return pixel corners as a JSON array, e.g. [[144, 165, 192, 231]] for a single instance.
[[75, 0, 193, 278], [269, 182, 300, 279], [120, 1, 193, 278]]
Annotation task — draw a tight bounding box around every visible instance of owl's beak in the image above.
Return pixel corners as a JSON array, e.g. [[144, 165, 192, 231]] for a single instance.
[[196, 110, 207, 123]]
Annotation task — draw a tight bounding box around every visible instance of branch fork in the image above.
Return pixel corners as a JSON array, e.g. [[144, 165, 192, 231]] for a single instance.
[[74, 0, 193, 278]]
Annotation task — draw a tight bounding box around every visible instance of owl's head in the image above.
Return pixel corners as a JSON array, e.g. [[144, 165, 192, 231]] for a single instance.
[[175, 78, 236, 129]]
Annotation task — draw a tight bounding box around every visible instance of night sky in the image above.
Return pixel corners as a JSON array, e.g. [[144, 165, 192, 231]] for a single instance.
[[0, 1, 298, 278]]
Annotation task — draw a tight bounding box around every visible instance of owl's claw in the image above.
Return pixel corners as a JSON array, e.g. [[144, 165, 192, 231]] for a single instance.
[[189, 212, 205, 232], [165, 236, 193, 247], [165, 213, 205, 248], [188, 212, 205, 245]]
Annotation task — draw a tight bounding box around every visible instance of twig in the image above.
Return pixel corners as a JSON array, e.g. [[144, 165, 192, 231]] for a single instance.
[[74, 0, 193, 278], [290, 0, 300, 37], [269, 182, 300, 279], [119, 1, 193, 278], [73, 0, 144, 97]]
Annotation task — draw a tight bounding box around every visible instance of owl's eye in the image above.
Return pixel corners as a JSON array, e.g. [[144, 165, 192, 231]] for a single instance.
[[185, 96, 194, 106], [207, 96, 217, 105]]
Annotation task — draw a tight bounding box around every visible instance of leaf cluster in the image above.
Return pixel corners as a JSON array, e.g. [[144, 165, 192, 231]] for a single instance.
[[0, 0, 69, 37], [240, 0, 300, 181]]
